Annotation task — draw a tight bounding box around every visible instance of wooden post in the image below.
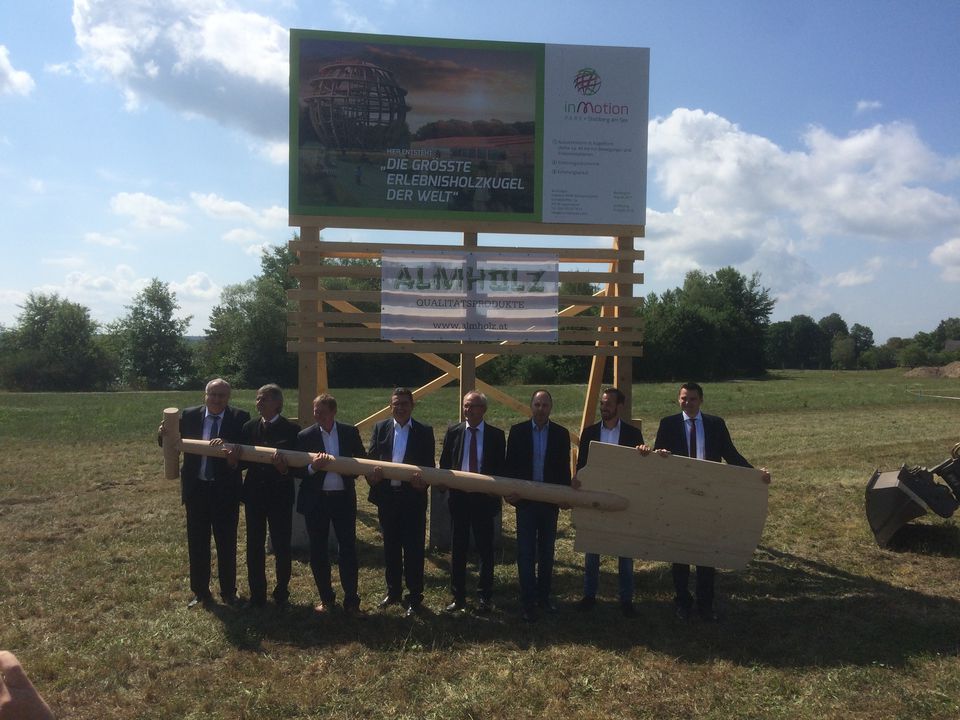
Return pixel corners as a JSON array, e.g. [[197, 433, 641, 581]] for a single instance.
[[297, 226, 322, 425], [162, 408, 181, 480], [613, 236, 634, 412]]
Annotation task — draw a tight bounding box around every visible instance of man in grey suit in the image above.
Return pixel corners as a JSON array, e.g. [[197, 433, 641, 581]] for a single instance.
[[439, 391, 506, 613]]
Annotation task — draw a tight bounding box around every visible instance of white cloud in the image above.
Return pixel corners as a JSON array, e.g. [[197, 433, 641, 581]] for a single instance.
[[331, 0, 378, 32], [822, 257, 884, 288], [41, 256, 86, 268], [171, 271, 221, 300], [70, 0, 288, 139], [191, 192, 258, 222], [255, 139, 288, 165], [110, 191, 187, 230], [222, 227, 264, 244], [645, 108, 960, 327], [192, 192, 287, 232], [0, 45, 35, 96], [84, 231, 135, 250], [930, 238, 960, 282], [856, 99, 882, 114]]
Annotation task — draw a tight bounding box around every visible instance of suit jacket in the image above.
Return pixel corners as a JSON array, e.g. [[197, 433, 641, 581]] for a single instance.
[[504, 420, 572, 508], [240, 415, 301, 506], [576, 420, 644, 472], [439, 421, 506, 516], [653, 412, 752, 468], [367, 417, 436, 507], [295, 421, 366, 514], [178, 404, 250, 506]]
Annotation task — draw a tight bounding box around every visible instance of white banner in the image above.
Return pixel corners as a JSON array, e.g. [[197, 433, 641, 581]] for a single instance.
[[381, 251, 559, 341]]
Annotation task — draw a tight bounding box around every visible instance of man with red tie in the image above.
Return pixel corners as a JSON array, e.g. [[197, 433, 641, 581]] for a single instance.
[[439, 391, 506, 613]]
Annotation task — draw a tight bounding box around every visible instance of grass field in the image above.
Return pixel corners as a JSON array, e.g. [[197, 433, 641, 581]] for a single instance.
[[1, 370, 959, 719]]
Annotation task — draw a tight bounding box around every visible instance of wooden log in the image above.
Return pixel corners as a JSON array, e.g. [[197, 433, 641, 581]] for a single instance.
[[175, 437, 626, 512]]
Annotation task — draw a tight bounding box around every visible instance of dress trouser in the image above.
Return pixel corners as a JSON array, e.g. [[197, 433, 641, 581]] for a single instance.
[[584, 554, 634, 603], [185, 480, 238, 600], [303, 491, 360, 608], [449, 496, 495, 602], [377, 487, 426, 604], [672, 563, 715, 609], [515, 501, 559, 609], [245, 485, 293, 604]]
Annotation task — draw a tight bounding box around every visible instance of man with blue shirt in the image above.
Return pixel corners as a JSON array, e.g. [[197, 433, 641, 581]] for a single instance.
[[504, 389, 571, 622], [574, 387, 646, 617]]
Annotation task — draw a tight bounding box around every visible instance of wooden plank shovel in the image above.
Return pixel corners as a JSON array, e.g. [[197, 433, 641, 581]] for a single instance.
[[161, 408, 768, 569]]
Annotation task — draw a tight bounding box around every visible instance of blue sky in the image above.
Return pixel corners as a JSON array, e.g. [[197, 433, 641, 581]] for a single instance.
[[1, 0, 958, 343]]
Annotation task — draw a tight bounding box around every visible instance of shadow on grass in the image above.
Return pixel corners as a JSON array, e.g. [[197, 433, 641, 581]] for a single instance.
[[883, 522, 960, 557], [205, 544, 960, 669]]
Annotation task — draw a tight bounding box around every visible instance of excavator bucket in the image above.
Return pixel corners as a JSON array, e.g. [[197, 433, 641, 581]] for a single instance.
[[865, 464, 959, 547]]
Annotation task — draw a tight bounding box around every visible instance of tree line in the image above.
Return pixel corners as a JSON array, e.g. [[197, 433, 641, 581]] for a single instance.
[[1, 243, 958, 391]]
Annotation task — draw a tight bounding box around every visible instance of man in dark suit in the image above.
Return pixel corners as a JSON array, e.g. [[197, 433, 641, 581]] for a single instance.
[[296, 393, 367, 615], [504, 389, 572, 622], [439, 391, 506, 614], [574, 387, 646, 617], [174, 378, 249, 608], [653, 381, 769, 622], [233, 384, 300, 609], [367, 387, 436, 617]]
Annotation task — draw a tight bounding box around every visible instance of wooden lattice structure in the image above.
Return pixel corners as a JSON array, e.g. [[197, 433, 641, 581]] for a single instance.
[[287, 224, 644, 452]]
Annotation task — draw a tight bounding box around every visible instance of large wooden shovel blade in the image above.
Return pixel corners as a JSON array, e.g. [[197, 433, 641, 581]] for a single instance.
[[572, 442, 768, 570]]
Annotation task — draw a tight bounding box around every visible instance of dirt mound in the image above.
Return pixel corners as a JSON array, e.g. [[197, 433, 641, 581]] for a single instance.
[[941, 360, 960, 378], [904, 366, 941, 378]]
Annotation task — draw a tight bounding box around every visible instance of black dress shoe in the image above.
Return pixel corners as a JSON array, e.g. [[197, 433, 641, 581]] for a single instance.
[[620, 601, 637, 618], [378, 596, 402, 610], [444, 600, 466, 613], [576, 596, 596, 612], [698, 607, 720, 623], [187, 594, 213, 609], [222, 594, 244, 608], [537, 599, 558, 614], [477, 598, 494, 614], [404, 602, 423, 618]]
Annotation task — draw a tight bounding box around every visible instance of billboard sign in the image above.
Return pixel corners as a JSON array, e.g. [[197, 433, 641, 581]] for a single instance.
[[290, 29, 648, 228]]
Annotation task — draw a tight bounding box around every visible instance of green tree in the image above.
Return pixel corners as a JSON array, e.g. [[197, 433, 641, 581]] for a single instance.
[[203, 245, 298, 388], [639, 268, 773, 380], [850, 323, 874, 357], [0, 293, 115, 391], [788, 314, 826, 369], [111, 279, 194, 389], [830, 335, 857, 369]]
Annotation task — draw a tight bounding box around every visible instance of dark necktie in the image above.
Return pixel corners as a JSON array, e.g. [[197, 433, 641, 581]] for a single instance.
[[688, 417, 697, 459], [204, 415, 220, 479], [468, 427, 479, 473]]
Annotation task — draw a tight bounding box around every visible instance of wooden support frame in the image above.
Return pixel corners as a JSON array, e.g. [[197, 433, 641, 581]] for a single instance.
[[288, 226, 644, 455]]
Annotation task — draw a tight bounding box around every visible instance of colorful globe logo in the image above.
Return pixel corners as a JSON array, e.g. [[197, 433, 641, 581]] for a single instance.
[[574, 67, 602, 95]]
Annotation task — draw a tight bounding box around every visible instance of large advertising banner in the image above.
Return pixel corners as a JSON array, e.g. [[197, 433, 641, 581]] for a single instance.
[[380, 251, 559, 341], [290, 30, 648, 228]]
